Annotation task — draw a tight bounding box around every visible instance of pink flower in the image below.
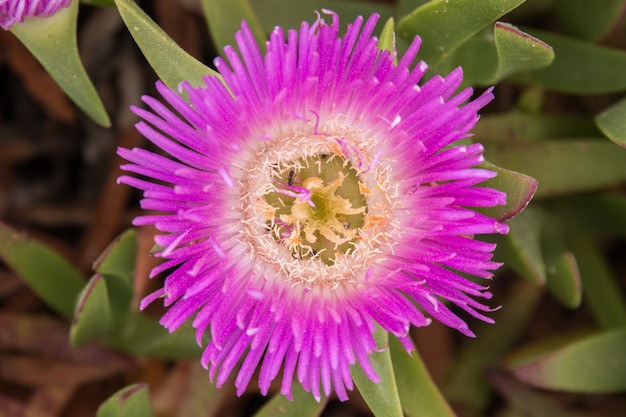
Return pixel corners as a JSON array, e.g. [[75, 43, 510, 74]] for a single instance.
[[119, 11, 508, 401], [1, 0, 71, 30]]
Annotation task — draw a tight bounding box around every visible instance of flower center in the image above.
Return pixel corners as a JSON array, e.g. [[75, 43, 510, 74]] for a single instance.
[[236, 127, 404, 290], [263, 155, 367, 265]]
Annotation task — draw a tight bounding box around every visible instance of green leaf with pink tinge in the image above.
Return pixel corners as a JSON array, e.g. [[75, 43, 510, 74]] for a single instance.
[[97, 383, 154, 417], [508, 328, 626, 393]]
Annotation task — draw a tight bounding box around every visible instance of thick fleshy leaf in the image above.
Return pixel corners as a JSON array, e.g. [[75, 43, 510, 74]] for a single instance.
[[489, 369, 592, 417], [0, 222, 85, 319], [108, 316, 203, 358], [389, 337, 455, 417], [252, 383, 327, 417], [70, 274, 112, 346], [477, 162, 537, 222], [351, 329, 403, 417], [515, 29, 626, 94], [114, 0, 219, 90], [540, 217, 581, 309], [396, 0, 525, 65], [509, 328, 626, 393], [474, 111, 600, 143], [378, 17, 396, 55], [596, 97, 626, 149], [554, 0, 626, 41], [93, 229, 137, 316], [483, 139, 626, 199], [97, 384, 154, 417], [492, 23, 554, 81], [543, 193, 626, 239], [201, 0, 266, 54], [568, 232, 626, 329], [10, 0, 110, 126], [492, 206, 545, 284], [449, 23, 554, 86], [443, 279, 544, 413], [71, 230, 137, 346]]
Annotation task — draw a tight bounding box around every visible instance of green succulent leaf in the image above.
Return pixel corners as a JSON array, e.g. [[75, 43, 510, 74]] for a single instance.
[[596, 97, 626, 149], [252, 383, 327, 417], [390, 337, 455, 417], [70, 274, 112, 346], [543, 193, 626, 239], [540, 216, 582, 309], [509, 328, 626, 393], [10, 0, 110, 126], [396, 0, 525, 65], [483, 139, 626, 199], [492, 23, 554, 81], [474, 112, 600, 143], [378, 17, 397, 55], [554, 0, 625, 41], [97, 383, 155, 417], [201, 0, 266, 55], [489, 369, 592, 417], [109, 316, 203, 358], [493, 206, 546, 285], [93, 229, 137, 317], [0, 222, 85, 319], [351, 329, 403, 417], [114, 0, 219, 90], [70, 230, 137, 346], [515, 29, 626, 94], [478, 162, 537, 222], [568, 232, 626, 329]]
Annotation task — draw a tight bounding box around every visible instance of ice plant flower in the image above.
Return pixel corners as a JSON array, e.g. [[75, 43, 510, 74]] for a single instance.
[[0, 0, 71, 30], [118, 11, 509, 401]]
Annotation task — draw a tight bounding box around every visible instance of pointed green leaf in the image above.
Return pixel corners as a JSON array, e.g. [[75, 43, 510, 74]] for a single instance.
[[493, 23, 554, 80], [109, 316, 203, 358], [252, 383, 327, 417], [70, 274, 112, 346], [483, 139, 626, 199], [474, 112, 600, 143], [10, 1, 110, 126], [516, 29, 626, 94], [493, 206, 546, 284], [351, 329, 403, 417], [477, 162, 537, 222], [396, 0, 525, 65], [489, 369, 591, 417], [97, 383, 155, 417], [567, 232, 626, 329], [596, 97, 626, 149], [114, 0, 219, 90], [555, 0, 626, 41], [201, 0, 266, 55], [509, 328, 626, 393], [540, 217, 581, 308], [390, 337, 455, 417], [543, 193, 626, 239], [0, 222, 85, 319], [378, 18, 396, 55], [93, 229, 137, 315], [448, 23, 554, 86], [443, 279, 545, 413]]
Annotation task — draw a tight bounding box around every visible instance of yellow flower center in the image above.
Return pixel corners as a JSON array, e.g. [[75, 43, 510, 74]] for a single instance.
[[264, 155, 367, 265]]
